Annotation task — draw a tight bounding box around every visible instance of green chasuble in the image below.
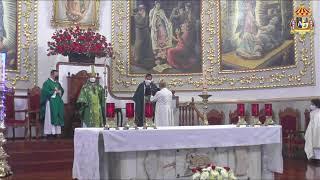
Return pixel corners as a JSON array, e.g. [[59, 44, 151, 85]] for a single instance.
[[40, 78, 64, 126], [77, 81, 105, 127]]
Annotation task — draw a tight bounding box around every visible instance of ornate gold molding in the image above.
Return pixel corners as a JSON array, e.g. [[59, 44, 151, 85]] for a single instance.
[[6, 0, 38, 89], [111, 0, 314, 92]]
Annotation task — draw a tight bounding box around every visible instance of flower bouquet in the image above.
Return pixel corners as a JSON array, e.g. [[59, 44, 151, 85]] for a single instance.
[[47, 26, 113, 59], [192, 164, 237, 180]]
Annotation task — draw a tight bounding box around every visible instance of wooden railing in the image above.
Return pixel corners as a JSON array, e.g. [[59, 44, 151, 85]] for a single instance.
[[178, 98, 204, 126]]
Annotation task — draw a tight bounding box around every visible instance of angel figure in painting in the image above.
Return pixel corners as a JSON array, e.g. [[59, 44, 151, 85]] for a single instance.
[[65, 0, 90, 22], [149, 1, 172, 59]]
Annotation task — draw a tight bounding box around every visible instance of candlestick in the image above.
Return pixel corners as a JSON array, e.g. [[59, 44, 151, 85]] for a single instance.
[[143, 102, 156, 129], [236, 104, 247, 126], [237, 104, 245, 116], [202, 68, 208, 92], [104, 103, 119, 130], [264, 104, 275, 125], [198, 94, 212, 125], [251, 104, 261, 125], [124, 103, 137, 130]]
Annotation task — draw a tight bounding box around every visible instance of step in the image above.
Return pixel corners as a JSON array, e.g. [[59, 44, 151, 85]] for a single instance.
[[5, 139, 74, 152], [9, 159, 73, 174], [8, 149, 74, 163]]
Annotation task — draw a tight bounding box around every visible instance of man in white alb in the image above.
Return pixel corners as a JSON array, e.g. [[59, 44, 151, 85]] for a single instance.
[[305, 98, 320, 160], [150, 80, 174, 126]]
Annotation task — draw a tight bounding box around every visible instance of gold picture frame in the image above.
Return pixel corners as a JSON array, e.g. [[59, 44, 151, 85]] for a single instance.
[[110, 0, 314, 92], [2, 1, 19, 72], [52, 0, 100, 29], [5, 1, 38, 89]]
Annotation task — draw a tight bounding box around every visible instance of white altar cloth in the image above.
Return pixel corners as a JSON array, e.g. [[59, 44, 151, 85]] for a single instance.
[[102, 125, 282, 152], [73, 125, 283, 180]]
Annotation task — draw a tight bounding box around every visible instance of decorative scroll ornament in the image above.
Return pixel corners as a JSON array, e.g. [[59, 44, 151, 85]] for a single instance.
[[290, 4, 314, 38]]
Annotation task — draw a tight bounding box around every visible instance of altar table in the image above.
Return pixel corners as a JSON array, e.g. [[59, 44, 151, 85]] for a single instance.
[[72, 125, 283, 180]]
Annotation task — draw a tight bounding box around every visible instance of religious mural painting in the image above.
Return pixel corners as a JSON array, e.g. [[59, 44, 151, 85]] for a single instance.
[[129, 0, 202, 74], [219, 0, 295, 72], [111, 0, 314, 92], [52, 0, 100, 29], [1, 1, 17, 71]]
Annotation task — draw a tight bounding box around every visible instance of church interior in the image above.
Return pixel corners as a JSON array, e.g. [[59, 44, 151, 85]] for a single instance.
[[0, 0, 320, 179]]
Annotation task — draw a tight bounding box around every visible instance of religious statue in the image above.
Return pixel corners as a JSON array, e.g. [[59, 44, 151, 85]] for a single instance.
[[77, 66, 105, 127], [65, 0, 89, 22]]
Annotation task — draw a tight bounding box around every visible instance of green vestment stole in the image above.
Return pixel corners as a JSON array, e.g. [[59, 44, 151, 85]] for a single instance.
[[40, 78, 64, 126], [77, 82, 105, 127]]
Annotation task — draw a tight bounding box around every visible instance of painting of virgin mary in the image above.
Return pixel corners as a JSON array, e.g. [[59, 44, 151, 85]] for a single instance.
[[52, 0, 99, 29], [220, 0, 294, 71], [149, 1, 172, 59], [129, 0, 202, 75], [65, 0, 90, 22]]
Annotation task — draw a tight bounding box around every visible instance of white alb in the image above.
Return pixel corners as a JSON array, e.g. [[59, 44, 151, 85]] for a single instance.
[[305, 108, 320, 159], [150, 88, 174, 126]]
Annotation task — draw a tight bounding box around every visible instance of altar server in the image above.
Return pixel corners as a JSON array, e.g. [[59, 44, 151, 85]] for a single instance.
[[150, 80, 174, 126], [305, 99, 320, 160]]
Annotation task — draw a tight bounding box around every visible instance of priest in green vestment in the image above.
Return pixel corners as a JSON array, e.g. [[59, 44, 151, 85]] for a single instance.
[[40, 70, 64, 136], [77, 68, 105, 127]]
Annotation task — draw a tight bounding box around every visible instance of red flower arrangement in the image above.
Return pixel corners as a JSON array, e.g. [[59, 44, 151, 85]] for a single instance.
[[47, 26, 113, 58]]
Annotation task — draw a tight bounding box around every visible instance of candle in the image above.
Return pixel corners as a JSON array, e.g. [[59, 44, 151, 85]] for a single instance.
[[203, 69, 208, 90], [265, 104, 272, 116], [251, 104, 259, 116], [106, 103, 115, 118], [237, 104, 245, 116], [126, 103, 134, 118], [145, 102, 154, 118]]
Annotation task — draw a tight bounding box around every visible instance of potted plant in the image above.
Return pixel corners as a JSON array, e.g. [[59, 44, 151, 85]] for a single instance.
[[47, 26, 113, 63]]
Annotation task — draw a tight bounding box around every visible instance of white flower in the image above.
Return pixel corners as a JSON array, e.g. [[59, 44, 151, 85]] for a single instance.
[[192, 171, 201, 180], [200, 171, 210, 180], [220, 168, 229, 178], [204, 166, 212, 171], [228, 171, 237, 180], [192, 165, 237, 180], [210, 170, 219, 179]]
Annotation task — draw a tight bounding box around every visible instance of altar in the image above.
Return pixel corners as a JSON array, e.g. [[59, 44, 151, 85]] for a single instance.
[[72, 125, 283, 180]]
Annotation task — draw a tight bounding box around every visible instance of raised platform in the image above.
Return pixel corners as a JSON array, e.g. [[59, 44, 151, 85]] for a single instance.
[[4, 138, 73, 179]]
